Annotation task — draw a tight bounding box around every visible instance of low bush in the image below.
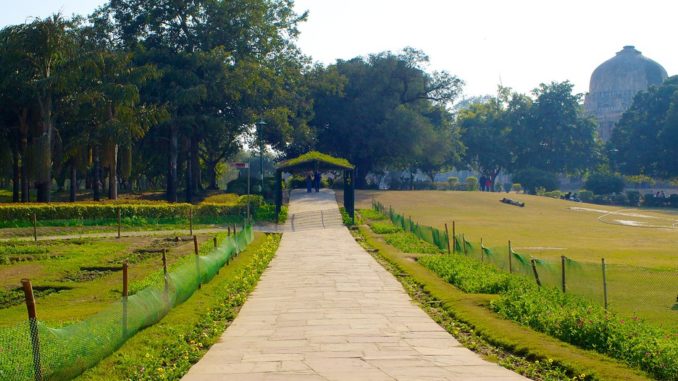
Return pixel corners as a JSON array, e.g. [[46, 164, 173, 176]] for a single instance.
[[578, 190, 594, 203], [626, 191, 641, 206], [465, 176, 479, 191], [585, 173, 625, 195], [384, 232, 442, 254], [359, 209, 387, 221], [512, 168, 558, 194], [492, 281, 678, 381], [542, 190, 562, 199], [368, 221, 401, 234], [418, 254, 514, 294]]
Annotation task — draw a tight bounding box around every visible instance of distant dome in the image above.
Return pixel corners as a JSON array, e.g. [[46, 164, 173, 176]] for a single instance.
[[584, 46, 668, 141]]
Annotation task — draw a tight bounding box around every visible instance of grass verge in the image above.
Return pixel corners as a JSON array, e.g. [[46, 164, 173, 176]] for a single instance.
[[75, 232, 279, 381], [355, 223, 652, 381]]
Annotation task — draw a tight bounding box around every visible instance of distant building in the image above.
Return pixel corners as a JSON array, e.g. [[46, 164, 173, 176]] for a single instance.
[[584, 46, 668, 141]]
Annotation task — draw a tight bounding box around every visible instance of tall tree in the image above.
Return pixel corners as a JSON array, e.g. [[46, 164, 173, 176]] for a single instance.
[[508, 81, 599, 175], [610, 76, 678, 178], [311, 48, 463, 187]]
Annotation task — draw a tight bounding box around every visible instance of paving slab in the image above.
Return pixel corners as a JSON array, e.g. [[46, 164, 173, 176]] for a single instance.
[[183, 189, 528, 381]]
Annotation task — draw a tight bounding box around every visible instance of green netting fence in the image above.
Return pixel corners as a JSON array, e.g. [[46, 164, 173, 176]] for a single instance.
[[0, 225, 254, 381], [373, 201, 678, 330]]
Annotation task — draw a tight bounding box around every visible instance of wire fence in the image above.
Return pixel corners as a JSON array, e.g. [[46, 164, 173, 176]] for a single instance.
[[0, 225, 254, 381], [373, 201, 678, 331]]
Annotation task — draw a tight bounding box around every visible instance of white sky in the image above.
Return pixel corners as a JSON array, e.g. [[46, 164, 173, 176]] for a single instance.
[[3, 0, 676, 98]]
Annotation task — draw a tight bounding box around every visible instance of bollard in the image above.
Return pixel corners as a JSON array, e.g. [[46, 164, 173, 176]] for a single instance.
[[21, 279, 42, 381], [122, 260, 128, 337]]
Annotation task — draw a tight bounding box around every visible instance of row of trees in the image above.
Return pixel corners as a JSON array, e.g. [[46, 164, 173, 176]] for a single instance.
[[0, 0, 313, 203], [1, 1, 675, 202]]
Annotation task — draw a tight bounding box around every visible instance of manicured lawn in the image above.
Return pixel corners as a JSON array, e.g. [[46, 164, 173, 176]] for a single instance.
[[355, 191, 678, 330]]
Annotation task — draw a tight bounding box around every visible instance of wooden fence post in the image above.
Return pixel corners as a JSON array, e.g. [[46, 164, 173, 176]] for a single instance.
[[21, 279, 42, 381], [213, 236, 217, 249], [194, 236, 201, 289], [122, 260, 128, 337], [530, 259, 542, 287], [117, 208, 122, 239], [508, 240, 513, 274], [561, 256, 567, 293], [32, 213, 37, 242], [602, 258, 608, 310], [444, 223, 451, 254]]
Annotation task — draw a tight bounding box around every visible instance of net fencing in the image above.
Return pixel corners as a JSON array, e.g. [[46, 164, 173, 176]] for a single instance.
[[373, 201, 678, 331], [0, 225, 253, 381]]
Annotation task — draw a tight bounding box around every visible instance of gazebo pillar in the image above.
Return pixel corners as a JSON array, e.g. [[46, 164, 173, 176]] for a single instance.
[[343, 169, 355, 223], [274, 169, 282, 223]]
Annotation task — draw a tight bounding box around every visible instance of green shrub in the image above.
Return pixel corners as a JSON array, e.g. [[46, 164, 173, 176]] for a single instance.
[[359, 209, 387, 221], [465, 176, 479, 191], [447, 177, 459, 188], [384, 232, 442, 254], [612, 193, 629, 206], [669, 194, 678, 208], [542, 190, 562, 199], [419, 254, 515, 294], [492, 280, 678, 381], [200, 193, 240, 204], [512, 168, 558, 194], [511, 183, 522, 193], [369, 221, 401, 234], [585, 173, 625, 195], [578, 190, 594, 203], [626, 191, 641, 206]]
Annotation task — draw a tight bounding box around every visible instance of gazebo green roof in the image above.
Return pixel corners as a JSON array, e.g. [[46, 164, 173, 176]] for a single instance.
[[276, 151, 354, 171]]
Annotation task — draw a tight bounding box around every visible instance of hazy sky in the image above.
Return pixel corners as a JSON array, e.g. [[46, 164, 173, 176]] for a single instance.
[[3, 0, 676, 98]]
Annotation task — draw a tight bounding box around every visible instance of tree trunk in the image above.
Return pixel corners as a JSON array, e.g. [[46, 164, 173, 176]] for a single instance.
[[108, 144, 118, 200], [166, 126, 178, 203], [12, 148, 20, 202], [185, 141, 193, 203], [70, 163, 77, 202], [191, 135, 201, 193], [208, 161, 218, 190], [34, 97, 53, 203], [93, 146, 102, 201]]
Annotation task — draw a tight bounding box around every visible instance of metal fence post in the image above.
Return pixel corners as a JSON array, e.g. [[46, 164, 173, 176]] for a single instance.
[[508, 240, 513, 274], [194, 236, 201, 289], [602, 258, 608, 310], [117, 208, 122, 239], [452, 221, 456, 254], [189, 207, 193, 236], [162, 249, 169, 299], [561, 256, 567, 293], [531, 259, 542, 287], [21, 279, 42, 381], [480, 238, 484, 262], [444, 223, 451, 254], [122, 261, 128, 337]]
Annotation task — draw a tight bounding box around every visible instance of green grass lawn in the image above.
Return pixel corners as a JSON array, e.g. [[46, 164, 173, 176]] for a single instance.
[[0, 234, 222, 326], [356, 190, 678, 330]]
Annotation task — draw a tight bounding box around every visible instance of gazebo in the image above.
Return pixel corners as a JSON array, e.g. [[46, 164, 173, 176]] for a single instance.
[[274, 151, 355, 223]]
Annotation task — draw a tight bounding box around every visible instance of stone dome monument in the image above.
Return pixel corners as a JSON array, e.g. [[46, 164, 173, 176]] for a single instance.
[[584, 46, 668, 141]]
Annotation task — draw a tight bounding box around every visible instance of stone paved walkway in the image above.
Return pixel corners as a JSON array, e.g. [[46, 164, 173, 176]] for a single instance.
[[183, 190, 528, 381]]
